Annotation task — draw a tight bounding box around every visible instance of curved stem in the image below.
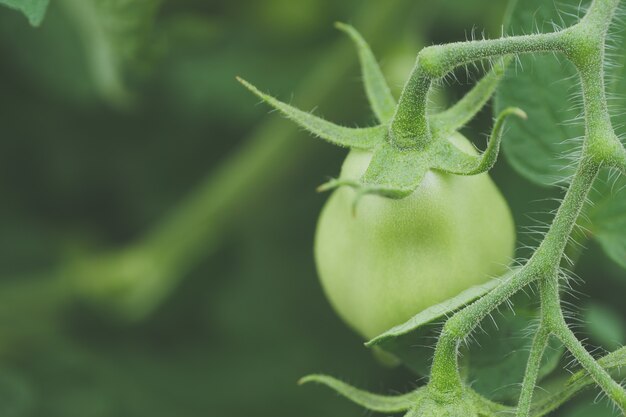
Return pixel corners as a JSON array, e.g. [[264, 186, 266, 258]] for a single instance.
[[391, 31, 566, 149], [416, 32, 565, 78], [429, 267, 539, 392]]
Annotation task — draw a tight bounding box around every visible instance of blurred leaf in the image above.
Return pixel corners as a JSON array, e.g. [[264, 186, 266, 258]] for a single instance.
[[496, 0, 583, 186], [0, 0, 48, 26], [498, 0, 626, 271], [584, 302, 626, 351], [0, 6, 97, 103], [585, 174, 626, 269], [562, 401, 615, 417], [0, 369, 33, 417], [58, 0, 162, 104]]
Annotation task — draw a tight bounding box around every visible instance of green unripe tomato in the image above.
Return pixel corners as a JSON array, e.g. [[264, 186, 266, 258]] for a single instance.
[[314, 133, 516, 340]]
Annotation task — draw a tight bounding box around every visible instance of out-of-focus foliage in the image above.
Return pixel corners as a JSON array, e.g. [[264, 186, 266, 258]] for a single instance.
[[0, 0, 623, 416], [0, 0, 48, 26]]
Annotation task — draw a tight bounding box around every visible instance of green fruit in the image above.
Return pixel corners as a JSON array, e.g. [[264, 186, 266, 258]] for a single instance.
[[314, 133, 516, 339]]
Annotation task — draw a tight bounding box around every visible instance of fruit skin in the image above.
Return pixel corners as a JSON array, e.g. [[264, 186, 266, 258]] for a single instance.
[[314, 133, 516, 340]]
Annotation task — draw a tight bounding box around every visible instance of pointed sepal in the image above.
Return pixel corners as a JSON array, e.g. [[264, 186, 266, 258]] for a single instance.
[[430, 57, 510, 134], [335, 22, 397, 123], [432, 107, 526, 175], [237, 77, 386, 150], [299, 374, 419, 413]]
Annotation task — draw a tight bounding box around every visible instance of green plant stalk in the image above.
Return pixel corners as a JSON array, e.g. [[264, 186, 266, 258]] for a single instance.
[[554, 320, 626, 408], [424, 0, 626, 413], [516, 324, 549, 417]]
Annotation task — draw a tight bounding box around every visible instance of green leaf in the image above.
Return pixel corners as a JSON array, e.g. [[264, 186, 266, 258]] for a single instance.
[[299, 374, 419, 413], [0, 0, 49, 26], [237, 77, 387, 150], [335, 22, 397, 123], [496, 0, 583, 186]]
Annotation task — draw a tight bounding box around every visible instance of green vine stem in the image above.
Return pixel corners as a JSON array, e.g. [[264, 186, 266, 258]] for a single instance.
[[424, 0, 626, 413], [516, 323, 550, 417]]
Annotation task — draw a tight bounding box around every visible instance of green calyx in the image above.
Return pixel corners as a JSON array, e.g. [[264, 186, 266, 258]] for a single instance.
[[238, 23, 524, 200]]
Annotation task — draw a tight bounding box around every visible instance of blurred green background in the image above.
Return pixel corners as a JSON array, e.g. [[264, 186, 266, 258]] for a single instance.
[[0, 0, 624, 416]]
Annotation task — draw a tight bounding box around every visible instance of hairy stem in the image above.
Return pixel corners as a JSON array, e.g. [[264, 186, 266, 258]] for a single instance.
[[429, 266, 540, 392], [540, 264, 626, 411], [516, 326, 549, 417], [516, 275, 563, 416], [430, 155, 599, 393], [391, 32, 565, 149], [553, 324, 626, 412]]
